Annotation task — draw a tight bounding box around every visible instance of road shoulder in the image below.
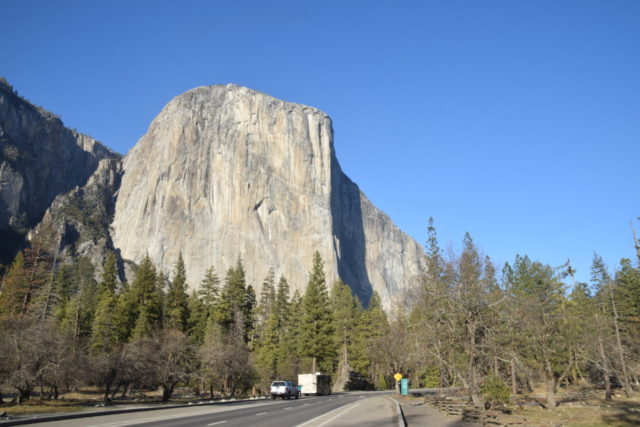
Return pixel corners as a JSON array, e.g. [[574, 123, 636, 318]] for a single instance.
[[392, 395, 480, 427], [298, 394, 401, 427]]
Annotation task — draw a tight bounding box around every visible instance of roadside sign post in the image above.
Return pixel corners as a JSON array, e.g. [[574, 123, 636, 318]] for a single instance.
[[394, 373, 403, 395]]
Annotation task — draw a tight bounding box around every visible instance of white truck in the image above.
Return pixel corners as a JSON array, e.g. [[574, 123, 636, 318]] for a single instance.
[[269, 380, 300, 399], [297, 373, 331, 396]]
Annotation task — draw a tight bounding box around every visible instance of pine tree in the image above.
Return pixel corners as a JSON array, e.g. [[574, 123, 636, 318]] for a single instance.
[[566, 280, 597, 392], [425, 217, 444, 283], [187, 290, 207, 344], [592, 254, 632, 397], [361, 291, 389, 389], [278, 290, 303, 379], [255, 274, 293, 381], [300, 251, 335, 374], [347, 298, 368, 375], [90, 254, 122, 353], [615, 258, 640, 385], [616, 258, 640, 320], [135, 256, 163, 330], [0, 252, 28, 316], [113, 255, 162, 341], [275, 275, 290, 326], [165, 253, 190, 332], [245, 284, 257, 345], [506, 255, 568, 409], [256, 310, 280, 387], [55, 257, 99, 348], [198, 266, 220, 308], [157, 271, 168, 324], [113, 282, 136, 343], [132, 305, 155, 339], [258, 269, 276, 328], [54, 264, 76, 307], [0, 247, 51, 317], [91, 291, 118, 354], [98, 252, 118, 295], [330, 280, 371, 390], [214, 260, 246, 329], [199, 319, 225, 398], [458, 232, 487, 408], [187, 266, 221, 343]]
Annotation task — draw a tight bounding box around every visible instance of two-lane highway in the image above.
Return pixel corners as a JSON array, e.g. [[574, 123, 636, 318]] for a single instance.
[[26, 392, 399, 427], [130, 394, 366, 427]]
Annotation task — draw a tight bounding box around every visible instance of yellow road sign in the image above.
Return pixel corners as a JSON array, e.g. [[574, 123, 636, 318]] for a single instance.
[[394, 373, 403, 382]]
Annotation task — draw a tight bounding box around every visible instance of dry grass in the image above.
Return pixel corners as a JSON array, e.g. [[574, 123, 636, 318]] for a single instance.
[[510, 390, 640, 427], [0, 400, 87, 416], [413, 387, 640, 427], [0, 387, 223, 417]]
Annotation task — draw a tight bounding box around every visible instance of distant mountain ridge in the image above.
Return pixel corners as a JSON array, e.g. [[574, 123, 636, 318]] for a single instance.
[[0, 80, 424, 309]]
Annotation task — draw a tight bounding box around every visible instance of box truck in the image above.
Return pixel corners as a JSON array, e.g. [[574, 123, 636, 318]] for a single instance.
[[298, 373, 331, 396]]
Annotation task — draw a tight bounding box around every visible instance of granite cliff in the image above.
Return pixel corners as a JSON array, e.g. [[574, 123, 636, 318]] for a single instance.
[[0, 79, 118, 266], [112, 85, 424, 307], [0, 80, 423, 309]]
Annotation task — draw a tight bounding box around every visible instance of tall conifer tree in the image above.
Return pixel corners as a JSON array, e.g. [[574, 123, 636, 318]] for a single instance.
[[214, 258, 250, 334], [114, 255, 161, 341], [258, 269, 276, 328], [199, 266, 220, 308], [99, 252, 118, 295], [300, 251, 335, 373], [166, 253, 190, 332]]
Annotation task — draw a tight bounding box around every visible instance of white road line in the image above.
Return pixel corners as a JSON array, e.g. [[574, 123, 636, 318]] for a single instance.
[[256, 412, 268, 416], [317, 403, 360, 427], [207, 422, 227, 426], [296, 402, 360, 427], [395, 399, 404, 427], [285, 407, 293, 410]]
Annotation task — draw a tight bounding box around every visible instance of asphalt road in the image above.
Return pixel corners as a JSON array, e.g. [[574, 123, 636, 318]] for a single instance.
[[24, 392, 399, 427]]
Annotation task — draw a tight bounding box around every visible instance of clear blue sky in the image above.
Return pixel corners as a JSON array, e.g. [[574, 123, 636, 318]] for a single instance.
[[2, 0, 639, 286]]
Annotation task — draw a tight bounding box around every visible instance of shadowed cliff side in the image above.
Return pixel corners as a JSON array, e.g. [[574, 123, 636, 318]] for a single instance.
[[330, 163, 374, 305], [0, 78, 118, 266]]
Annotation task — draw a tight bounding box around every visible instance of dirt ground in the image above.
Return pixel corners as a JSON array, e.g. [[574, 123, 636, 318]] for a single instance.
[[402, 386, 640, 427], [509, 387, 640, 426], [513, 397, 640, 427]]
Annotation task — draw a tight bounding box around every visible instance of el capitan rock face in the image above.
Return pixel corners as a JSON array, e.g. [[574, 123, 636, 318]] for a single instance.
[[112, 84, 424, 308]]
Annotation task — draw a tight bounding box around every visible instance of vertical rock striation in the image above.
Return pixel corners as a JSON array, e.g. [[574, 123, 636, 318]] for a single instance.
[[112, 84, 423, 308]]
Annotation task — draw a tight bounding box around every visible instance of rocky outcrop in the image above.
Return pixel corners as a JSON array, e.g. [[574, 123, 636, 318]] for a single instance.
[[112, 85, 424, 308], [31, 158, 123, 276], [0, 79, 118, 265]]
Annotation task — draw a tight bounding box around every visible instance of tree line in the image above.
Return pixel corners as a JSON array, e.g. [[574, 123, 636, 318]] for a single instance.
[[0, 246, 391, 404], [401, 218, 640, 409], [1, 218, 638, 409]]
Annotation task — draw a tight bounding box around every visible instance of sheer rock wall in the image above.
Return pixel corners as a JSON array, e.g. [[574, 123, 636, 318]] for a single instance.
[[112, 85, 424, 308]]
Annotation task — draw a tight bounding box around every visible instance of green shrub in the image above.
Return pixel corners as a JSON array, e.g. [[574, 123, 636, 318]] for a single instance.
[[420, 366, 440, 388], [481, 374, 511, 409], [376, 373, 388, 390]]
